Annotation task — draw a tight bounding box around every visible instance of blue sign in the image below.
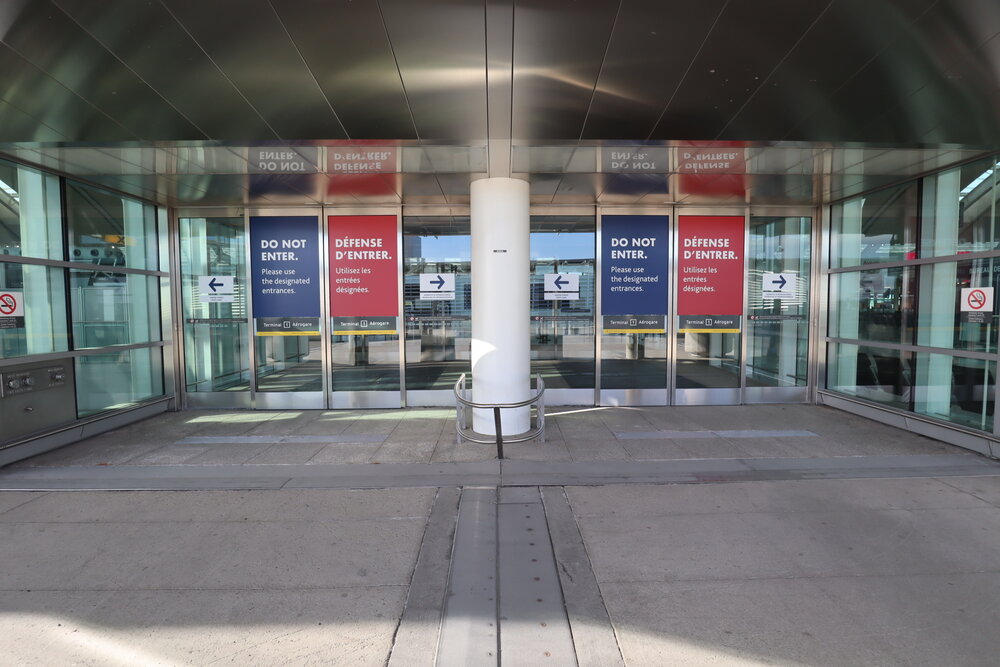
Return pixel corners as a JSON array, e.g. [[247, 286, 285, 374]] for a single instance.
[[601, 215, 668, 324], [250, 216, 321, 335]]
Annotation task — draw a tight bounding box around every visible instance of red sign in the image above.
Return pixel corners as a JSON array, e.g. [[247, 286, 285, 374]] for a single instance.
[[328, 215, 398, 317], [968, 289, 988, 310], [677, 215, 745, 316], [0, 293, 15, 315]]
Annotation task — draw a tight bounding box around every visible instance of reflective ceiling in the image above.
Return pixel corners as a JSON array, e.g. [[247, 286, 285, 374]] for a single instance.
[[0, 0, 998, 207]]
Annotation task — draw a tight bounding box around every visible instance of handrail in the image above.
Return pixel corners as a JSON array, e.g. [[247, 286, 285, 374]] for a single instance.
[[454, 373, 545, 458]]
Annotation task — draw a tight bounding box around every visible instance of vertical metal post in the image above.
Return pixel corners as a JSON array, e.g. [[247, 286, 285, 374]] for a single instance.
[[493, 406, 504, 459]]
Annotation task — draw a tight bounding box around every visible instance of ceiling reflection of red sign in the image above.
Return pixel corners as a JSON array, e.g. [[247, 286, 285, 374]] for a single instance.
[[677, 141, 746, 198], [326, 142, 399, 197]]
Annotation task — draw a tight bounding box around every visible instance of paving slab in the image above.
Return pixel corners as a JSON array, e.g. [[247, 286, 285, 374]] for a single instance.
[[0, 587, 406, 666]]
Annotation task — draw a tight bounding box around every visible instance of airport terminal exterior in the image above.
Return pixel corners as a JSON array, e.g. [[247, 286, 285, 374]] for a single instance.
[[2, 0, 1000, 462]]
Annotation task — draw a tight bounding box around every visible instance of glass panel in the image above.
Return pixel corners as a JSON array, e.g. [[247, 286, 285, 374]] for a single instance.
[[403, 216, 471, 390], [601, 333, 667, 389], [0, 160, 62, 260], [0, 262, 68, 358], [830, 181, 919, 268], [827, 343, 913, 410], [675, 331, 741, 389], [255, 334, 322, 392], [531, 215, 595, 389], [67, 182, 158, 270], [917, 258, 999, 354], [331, 333, 400, 391], [920, 157, 1000, 257], [75, 346, 164, 417], [70, 270, 161, 348], [746, 216, 811, 387], [829, 267, 915, 345], [179, 217, 250, 393], [914, 354, 993, 432]]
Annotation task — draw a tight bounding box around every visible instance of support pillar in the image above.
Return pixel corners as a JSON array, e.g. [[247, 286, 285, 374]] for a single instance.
[[471, 178, 530, 435]]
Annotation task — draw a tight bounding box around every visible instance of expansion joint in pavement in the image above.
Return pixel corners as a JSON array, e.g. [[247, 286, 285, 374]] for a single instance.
[[389, 485, 623, 666]]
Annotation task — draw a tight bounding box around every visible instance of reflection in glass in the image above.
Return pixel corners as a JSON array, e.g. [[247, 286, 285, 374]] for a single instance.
[[531, 216, 595, 389], [67, 182, 158, 270], [70, 270, 160, 348], [921, 157, 1000, 257], [0, 262, 69, 359], [602, 333, 666, 389], [827, 343, 912, 410], [255, 335, 322, 392], [403, 217, 471, 390], [917, 259, 998, 354], [746, 216, 810, 387], [331, 332, 400, 391], [829, 267, 915, 345], [76, 347, 164, 417], [830, 181, 919, 267], [914, 354, 994, 431], [0, 160, 62, 260], [676, 331, 741, 389], [179, 217, 249, 393]]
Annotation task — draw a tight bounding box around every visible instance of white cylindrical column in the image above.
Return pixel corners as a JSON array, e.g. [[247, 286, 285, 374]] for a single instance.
[[471, 177, 530, 435]]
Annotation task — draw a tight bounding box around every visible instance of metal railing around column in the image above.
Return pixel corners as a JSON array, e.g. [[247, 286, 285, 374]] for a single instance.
[[453, 373, 545, 459]]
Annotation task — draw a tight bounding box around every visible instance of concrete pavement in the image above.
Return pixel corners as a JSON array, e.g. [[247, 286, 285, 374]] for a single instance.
[[1, 405, 999, 665]]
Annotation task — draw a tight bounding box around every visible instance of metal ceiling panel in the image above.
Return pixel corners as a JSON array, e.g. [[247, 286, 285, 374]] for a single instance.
[[0, 99, 67, 143], [0, 44, 132, 141], [725, 0, 915, 142], [550, 172, 601, 204], [650, 0, 829, 140], [162, 0, 347, 140], [379, 0, 487, 141], [2, 2, 203, 140], [582, 0, 726, 140], [54, 0, 273, 141], [271, 0, 416, 139], [511, 0, 619, 140]]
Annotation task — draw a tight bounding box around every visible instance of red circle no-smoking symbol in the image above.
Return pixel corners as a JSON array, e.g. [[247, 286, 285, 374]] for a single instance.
[[0, 293, 17, 316], [967, 289, 988, 311]]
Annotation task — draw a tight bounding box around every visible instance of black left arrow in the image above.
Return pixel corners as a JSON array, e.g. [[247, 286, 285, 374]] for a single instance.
[[208, 278, 223, 292]]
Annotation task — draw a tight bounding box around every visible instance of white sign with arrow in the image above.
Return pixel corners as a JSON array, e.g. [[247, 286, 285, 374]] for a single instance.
[[420, 273, 455, 300], [199, 276, 235, 303], [544, 273, 580, 301], [761, 272, 796, 301]]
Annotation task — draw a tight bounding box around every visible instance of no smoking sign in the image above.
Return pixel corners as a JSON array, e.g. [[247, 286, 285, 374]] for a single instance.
[[960, 286, 994, 323], [0, 291, 23, 316]]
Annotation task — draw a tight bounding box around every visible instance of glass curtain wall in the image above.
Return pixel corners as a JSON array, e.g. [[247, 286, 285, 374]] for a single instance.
[[66, 182, 165, 416], [827, 157, 999, 432], [179, 216, 250, 394], [530, 215, 596, 389]]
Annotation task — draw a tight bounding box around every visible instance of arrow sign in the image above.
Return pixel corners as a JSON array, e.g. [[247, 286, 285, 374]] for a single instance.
[[198, 276, 235, 303], [544, 273, 580, 300], [420, 273, 455, 299], [554, 275, 569, 290], [761, 272, 796, 300]]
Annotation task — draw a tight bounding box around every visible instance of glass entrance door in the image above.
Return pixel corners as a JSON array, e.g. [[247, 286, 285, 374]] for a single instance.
[[403, 216, 471, 405]]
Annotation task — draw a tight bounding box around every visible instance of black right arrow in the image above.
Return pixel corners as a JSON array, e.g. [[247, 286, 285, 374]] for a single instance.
[[771, 275, 787, 289], [431, 275, 446, 289]]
